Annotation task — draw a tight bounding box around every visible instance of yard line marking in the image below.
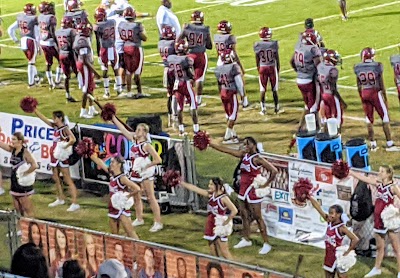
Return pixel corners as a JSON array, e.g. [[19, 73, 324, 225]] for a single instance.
[[0, 38, 12, 42], [338, 76, 350, 81], [236, 0, 400, 39]]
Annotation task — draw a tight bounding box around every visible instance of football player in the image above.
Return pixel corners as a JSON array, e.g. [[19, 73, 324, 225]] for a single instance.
[[38, 1, 62, 90], [73, 23, 100, 118], [158, 25, 177, 127], [8, 3, 41, 88], [214, 49, 247, 144], [254, 27, 282, 115], [354, 48, 400, 151], [339, 0, 348, 21], [178, 10, 212, 106], [390, 48, 400, 104], [290, 31, 322, 131], [214, 20, 244, 73], [167, 39, 200, 136], [66, 0, 91, 29], [55, 16, 78, 102], [317, 49, 347, 133], [302, 18, 324, 47], [93, 7, 120, 99], [118, 7, 147, 98]]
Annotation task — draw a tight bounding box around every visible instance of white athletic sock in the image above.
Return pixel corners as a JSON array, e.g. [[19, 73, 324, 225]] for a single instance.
[[171, 95, 177, 116], [179, 124, 185, 133], [193, 124, 199, 133], [46, 71, 54, 85], [196, 95, 202, 104], [55, 67, 62, 84], [370, 140, 377, 148], [387, 140, 394, 147], [27, 64, 35, 85], [231, 128, 237, 137], [77, 72, 83, 88], [260, 101, 266, 111], [65, 92, 70, 98], [116, 76, 122, 89], [224, 128, 231, 140], [103, 77, 110, 92]]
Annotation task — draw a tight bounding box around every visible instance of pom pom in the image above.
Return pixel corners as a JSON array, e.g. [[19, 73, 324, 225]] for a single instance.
[[111, 191, 134, 211], [381, 204, 400, 230], [293, 177, 313, 206], [75, 138, 96, 158], [163, 169, 181, 188], [193, 131, 210, 151], [132, 157, 154, 179], [101, 103, 116, 121], [255, 187, 271, 198], [20, 97, 38, 113], [332, 160, 350, 179], [336, 246, 357, 273], [16, 163, 36, 186], [213, 215, 233, 237], [251, 174, 268, 189], [53, 142, 73, 161]]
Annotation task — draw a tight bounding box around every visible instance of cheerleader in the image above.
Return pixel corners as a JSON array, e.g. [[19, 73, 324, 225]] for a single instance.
[[111, 116, 163, 232], [0, 128, 37, 218], [90, 152, 141, 239], [209, 136, 278, 255], [180, 178, 238, 259], [34, 109, 79, 212], [309, 197, 359, 278], [350, 166, 400, 278]]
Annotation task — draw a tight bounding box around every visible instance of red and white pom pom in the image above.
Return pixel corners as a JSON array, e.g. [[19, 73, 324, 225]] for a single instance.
[[336, 246, 357, 273], [251, 174, 268, 189], [75, 138, 96, 158], [255, 187, 271, 198], [111, 191, 134, 211], [101, 103, 116, 122], [213, 215, 233, 237], [16, 163, 36, 186], [132, 157, 154, 179], [163, 169, 181, 188], [20, 96, 38, 113], [54, 141, 73, 161], [332, 160, 350, 179], [193, 131, 210, 151], [381, 204, 400, 231], [293, 177, 313, 205]]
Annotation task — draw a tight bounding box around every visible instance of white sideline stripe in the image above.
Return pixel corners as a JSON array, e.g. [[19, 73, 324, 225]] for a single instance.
[[0, 38, 12, 42], [338, 76, 349, 80], [236, 0, 400, 39], [246, 43, 400, 72]]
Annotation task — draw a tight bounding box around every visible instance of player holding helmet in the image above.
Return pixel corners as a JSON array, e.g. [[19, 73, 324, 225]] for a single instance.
[[390, 48, 400, 105]]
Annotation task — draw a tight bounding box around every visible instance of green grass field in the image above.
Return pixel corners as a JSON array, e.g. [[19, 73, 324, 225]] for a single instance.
[[1, 0, 400, 276]]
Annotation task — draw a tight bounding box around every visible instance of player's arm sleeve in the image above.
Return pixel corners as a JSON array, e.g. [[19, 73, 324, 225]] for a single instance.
[[34, 25, 40, 44], [205, 28, 212, 50], [234, 74, 245, 97], [7, 21, 18, 42], [173, 15, 181, 37], [156, 8, 164, 34]]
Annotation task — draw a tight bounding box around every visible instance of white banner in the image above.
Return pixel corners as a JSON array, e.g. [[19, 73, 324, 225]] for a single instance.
[[0, 112, 80, 179], [261, 158, 355, 249]]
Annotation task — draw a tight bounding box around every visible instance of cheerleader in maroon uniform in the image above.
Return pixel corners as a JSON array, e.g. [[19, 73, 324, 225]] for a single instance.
[[34, 109, 79, 212], [180, 178, 238, 259], [210, 136, 278, 255], [350, 166, 400, 278], [0, 129, 37, 218], [111, 117, 163, 232], [90, 153, 141, 239], [308, 197, 359, 278]]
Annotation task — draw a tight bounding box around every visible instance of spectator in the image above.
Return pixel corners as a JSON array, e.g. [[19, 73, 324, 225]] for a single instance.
[[97, 259, 128, 278], [156, 0, 181, 37], [62, 260, 85, 278], [11, 243, 49, 278]]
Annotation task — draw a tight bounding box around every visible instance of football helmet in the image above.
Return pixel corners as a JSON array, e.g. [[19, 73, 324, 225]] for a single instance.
[[361, 47, 375, 62], [323, 49, 342, 66], [67, 0, 80, 12], [221, 49, 235, 64], [23, 3, 36, 15], [191, 10, 204, 24], [61, 16, 74, 28], [305, 18, 314, 29], [161, 25, 176, 40], [259, 27, 272, 40], [38, 1, 49, 14], [94, 7, 107, 22], [301, 31, 317, 45], [76, 23, 91, 37], [123, 6, 136, 20], [175, 39, 188, 54], [217, 20, 232, 34]]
